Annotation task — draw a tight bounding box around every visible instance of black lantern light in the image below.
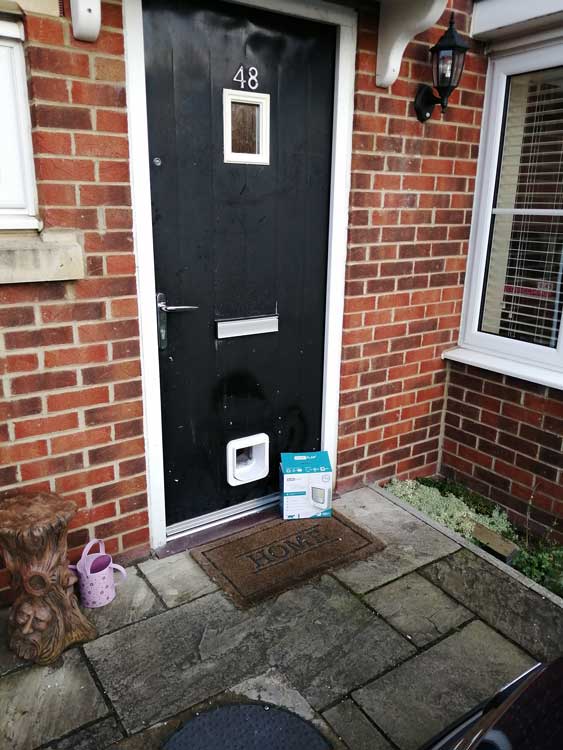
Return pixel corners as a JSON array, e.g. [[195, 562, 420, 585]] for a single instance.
[[414, 13, 469, 123]]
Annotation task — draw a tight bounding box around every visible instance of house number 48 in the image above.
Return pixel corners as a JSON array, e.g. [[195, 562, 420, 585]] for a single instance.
[[233, 65, 259, 90]]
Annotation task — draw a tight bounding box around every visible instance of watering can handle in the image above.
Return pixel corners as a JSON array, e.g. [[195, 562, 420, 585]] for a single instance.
[[111, 563, 127, 585], [81, 539, 105, 560]]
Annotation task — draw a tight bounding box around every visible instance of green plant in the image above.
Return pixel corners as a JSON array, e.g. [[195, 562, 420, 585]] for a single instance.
[[386, 479, 515, 541], [512, 545, 563, 598], [387, 477, 563, 599], [417, 477, 496, 517]]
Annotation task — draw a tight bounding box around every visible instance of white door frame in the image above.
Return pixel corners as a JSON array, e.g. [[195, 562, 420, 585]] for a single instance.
[[123, 0, 357, 549]]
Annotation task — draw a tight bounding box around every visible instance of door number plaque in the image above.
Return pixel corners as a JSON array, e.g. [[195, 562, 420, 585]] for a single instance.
[[233, 65, 260, 90]]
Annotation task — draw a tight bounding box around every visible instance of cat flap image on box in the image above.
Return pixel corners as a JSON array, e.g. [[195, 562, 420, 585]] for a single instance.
[[311, 486, 330, 509]]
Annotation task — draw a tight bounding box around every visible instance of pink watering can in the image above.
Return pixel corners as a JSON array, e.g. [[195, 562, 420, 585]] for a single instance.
[[70, 539, 127, 608]]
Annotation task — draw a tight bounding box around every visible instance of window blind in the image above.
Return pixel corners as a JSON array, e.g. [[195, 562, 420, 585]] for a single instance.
[[480, 67, 563, 349]]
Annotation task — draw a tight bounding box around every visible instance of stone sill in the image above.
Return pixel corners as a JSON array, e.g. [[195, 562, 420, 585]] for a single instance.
[[0, 230, 85, 284]]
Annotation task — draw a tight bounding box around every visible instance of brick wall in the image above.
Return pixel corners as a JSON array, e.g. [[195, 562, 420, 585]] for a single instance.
[[0, 1, 148, 598], [442, 362, 563, 543], [336, 0, 486, 493]]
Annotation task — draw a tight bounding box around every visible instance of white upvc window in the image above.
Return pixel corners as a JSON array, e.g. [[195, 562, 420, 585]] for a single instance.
[[0, 19, 39, 230], [450, 38, 563, 388]]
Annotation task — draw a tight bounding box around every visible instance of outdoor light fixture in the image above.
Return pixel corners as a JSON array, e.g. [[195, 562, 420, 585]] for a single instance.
[[414, 13, 469, 123]]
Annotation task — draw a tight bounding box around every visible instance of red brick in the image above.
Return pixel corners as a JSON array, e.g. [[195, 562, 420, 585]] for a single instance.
[[75, 134, 129, 158], [15, 413, 78, 440], [33, 105, 92, 130], [72, 29, 124, 55], [105, 209, 132, 230], [95, 510, 148, 538], [43, 208, 98, 229], [41, 302, 105, 324], [51, 426, 112, 454], [45, 343, 108, 367], [0, 307, 35, 327], [2, 354, 39, 373], [36, 158, 95, 182], [80, 184, 130, 206], [21, 452, 84, 482], [101, 2, 123, 28], [121, 527, 150, 549], [27, 47, 90, 77], [55, 465, 115, 494], [84, 231, 133, 253], [24, 15, 65, 45], [92, 475, 147, 505], [97, 110, 128, 136], [5, 326, 73, 350], [80, 320, 138, 346], [70, 501, 117, 530], [85, 400, 143, 426], [29, 76, 69, 103], [115, 418, 144, 440], [11, 370, 77, 395], [32, 131, 72, 155], [37, 183, 77, 206], [74, 277, 136, 299], [72, 81, 126, 107], [94, 56, 126, 82], [48, 386, 110, 412], [0, 440, 48, 465]]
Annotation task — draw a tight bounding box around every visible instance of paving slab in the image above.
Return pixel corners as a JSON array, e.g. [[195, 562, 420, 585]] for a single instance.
[[364, 572, 472, 647], [263, 578, 416, 709], [85, 590, 264, 734], [0, 649, 108, 750], [353, 620, 535, 750], [0, 607, 28, 677], [86, 567, 164, 636], [44, 717, 124, 750], [323, 699, 393, 750], [85, 576, 415, 733], [139, 552, 218, 608], [333, 488, 459, 593], [422, 549, 563, 662]]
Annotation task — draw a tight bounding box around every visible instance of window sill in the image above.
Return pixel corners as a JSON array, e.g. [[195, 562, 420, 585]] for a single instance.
[[0, 230, 85, 284], [442, 347, 563, 391]]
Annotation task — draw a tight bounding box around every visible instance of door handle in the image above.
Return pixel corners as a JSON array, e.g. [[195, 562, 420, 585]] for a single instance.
[[156, 292, 199, 350], [156, 292, 199, 312]]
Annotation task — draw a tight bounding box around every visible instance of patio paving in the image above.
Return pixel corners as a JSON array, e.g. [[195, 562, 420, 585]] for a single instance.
[[0, 485, 561, 750]]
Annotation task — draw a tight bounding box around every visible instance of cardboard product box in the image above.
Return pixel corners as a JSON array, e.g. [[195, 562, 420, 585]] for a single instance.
[[280, 451, 333, 519]]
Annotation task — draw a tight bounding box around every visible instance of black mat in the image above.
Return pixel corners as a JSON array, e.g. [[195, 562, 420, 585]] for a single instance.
[[163, 704, 331, 750]]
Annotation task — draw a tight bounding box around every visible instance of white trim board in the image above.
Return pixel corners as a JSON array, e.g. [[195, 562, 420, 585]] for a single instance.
[[123, 0, 357, 548]]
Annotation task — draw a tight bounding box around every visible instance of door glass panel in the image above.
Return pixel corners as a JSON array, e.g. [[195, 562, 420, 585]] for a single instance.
[[231, 101, 259, 154]]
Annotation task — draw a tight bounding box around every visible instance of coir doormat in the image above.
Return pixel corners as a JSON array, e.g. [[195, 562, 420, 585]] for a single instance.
[[191, 513, 385, 608]]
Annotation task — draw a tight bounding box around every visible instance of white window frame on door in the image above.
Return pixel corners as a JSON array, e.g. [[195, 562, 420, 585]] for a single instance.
[[446, 36, 563, 388], [223, 88, 270, 165], [123, 0, 357, 548]]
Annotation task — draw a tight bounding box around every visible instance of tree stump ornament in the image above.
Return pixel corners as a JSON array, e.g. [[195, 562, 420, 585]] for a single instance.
[[0, 491, 97, 665]]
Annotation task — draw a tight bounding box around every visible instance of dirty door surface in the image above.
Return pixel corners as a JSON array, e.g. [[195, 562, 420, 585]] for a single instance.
[[143, 0, 335, 526]]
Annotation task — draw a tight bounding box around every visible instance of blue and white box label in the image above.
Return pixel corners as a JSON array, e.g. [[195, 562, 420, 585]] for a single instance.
[[280, 451, 333, 519]]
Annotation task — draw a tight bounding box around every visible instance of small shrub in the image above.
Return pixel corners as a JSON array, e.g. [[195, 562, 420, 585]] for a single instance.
[[387, 479, 515, 541], [512, 546, 563, 598], [387, 477, 563, 599]]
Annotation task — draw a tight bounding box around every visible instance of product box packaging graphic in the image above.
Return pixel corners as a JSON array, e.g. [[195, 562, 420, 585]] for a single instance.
[[280, 451, 333, 520]]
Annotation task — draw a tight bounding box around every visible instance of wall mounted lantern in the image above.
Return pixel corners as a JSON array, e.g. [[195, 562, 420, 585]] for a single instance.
[[414, 14, 469, 123]]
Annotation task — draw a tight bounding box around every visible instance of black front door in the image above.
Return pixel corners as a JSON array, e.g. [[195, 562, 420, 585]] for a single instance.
[[143, 0, 336, 527]]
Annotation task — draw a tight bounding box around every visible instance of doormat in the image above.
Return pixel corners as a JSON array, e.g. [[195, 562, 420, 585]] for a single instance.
[[191, 513, 385, 608]]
